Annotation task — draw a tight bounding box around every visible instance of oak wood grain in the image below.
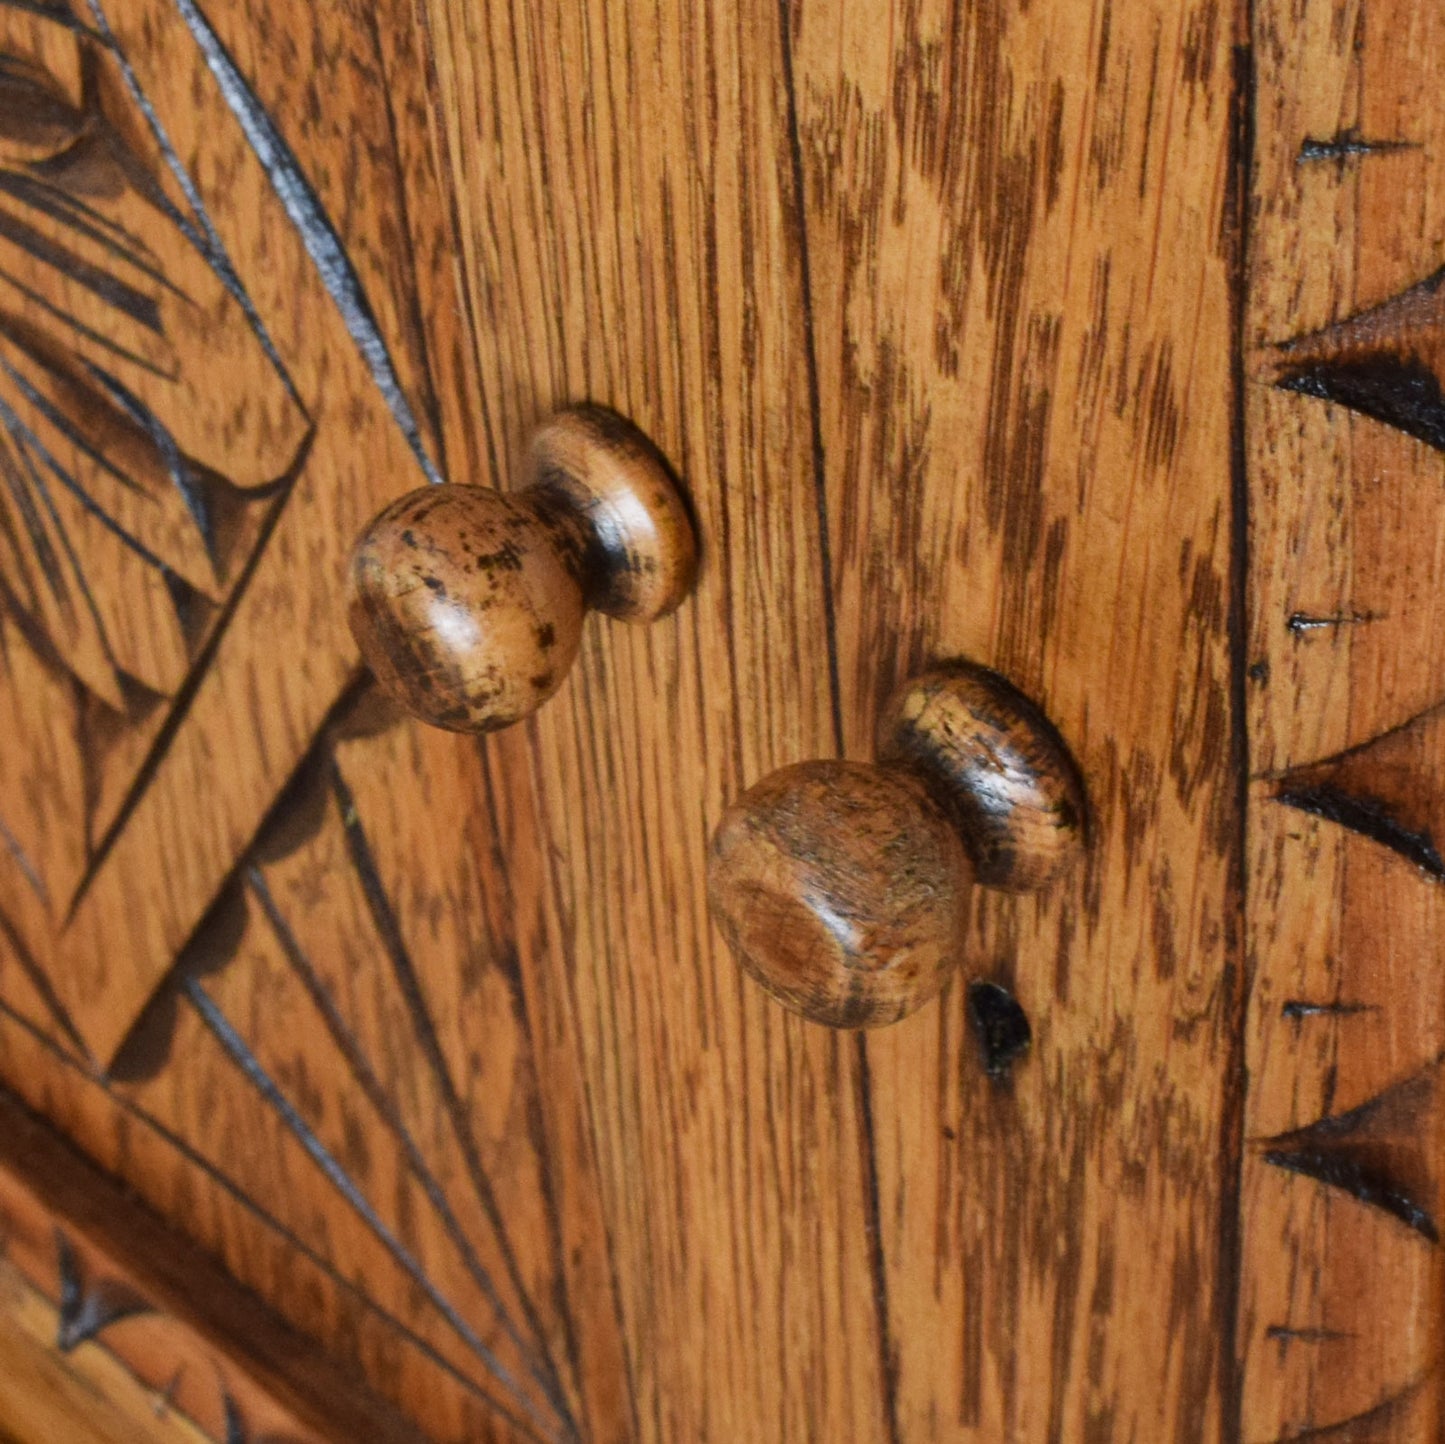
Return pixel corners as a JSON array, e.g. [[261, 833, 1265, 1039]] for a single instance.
[[0, 0, 1440, 1439]]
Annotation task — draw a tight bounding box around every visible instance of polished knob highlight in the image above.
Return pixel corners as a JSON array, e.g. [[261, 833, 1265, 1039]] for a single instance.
[[347, 405, 697, 733], [708, 662, 1087, 1028]]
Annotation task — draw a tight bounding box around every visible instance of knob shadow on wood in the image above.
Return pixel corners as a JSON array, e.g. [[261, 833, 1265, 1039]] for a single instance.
[[708, 662, 1088, 1028], [347, 404, 698, 733]]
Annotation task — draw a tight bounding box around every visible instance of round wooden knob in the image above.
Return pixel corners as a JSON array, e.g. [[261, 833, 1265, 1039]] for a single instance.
[[708, 662, 1087, 1028], [347, 405, 697, 732]]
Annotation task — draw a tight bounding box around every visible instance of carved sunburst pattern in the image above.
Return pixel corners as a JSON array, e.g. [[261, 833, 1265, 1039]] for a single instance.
[[0, 2, 309, 918]]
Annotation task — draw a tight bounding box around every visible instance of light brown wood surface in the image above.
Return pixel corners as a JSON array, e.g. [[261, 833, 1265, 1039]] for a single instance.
[[0, 0, 1440, 1440]]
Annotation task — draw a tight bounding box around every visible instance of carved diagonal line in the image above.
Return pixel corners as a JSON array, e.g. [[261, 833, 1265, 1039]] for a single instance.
[[180, 978, 566, 1444], [81, 0, 300, 408], [170, 0, 442, 487], [1260, 1058, 1443, 1242], [245, 864, 576, 1431], [325, 759, 578, 1416]]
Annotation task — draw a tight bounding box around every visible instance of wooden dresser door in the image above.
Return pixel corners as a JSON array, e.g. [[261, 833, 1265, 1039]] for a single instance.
[[0, 0, 1439, 1439]]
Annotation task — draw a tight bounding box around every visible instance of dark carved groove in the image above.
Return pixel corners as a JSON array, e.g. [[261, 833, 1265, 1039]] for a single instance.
[[1262, 1147, 1438, 1242], [79, 357, 216, 557], [1280, 1000, 1376, 1022], [0, 169, 185, 298], [82, 0, 300, 407], [1261, 1065, 1442, 1243], [170, 0, 442, 487], [0, 204, 162, 330], [0, 810, 45, 904], [246, 865, 577, 1434], [967, 981, 1033, 1079], [1297, 129, 1416, 164], [0, 263, 174, 379], [1277, 353, 1445, 452], [1274, 785, 1445, 881], [181, 978, 561, 1444], [54, 1228, 152, 1351]]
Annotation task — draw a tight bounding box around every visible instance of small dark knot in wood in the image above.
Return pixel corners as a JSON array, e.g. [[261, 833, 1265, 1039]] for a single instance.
[[347, 404, 697, 733], [708, 662, 1087, 1028]]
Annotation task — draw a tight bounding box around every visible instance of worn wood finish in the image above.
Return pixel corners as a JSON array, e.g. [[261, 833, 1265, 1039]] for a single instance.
[[0, 0, 1441, 1440], [349, 405, 697, 734], [708, 662, 1086, 1027]]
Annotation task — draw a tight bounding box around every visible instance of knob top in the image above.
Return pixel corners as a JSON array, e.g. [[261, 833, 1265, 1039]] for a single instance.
[[708, 760, 970, 1028]]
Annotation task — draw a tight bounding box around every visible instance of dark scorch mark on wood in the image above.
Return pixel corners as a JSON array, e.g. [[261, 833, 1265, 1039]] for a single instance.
[[967, 981, 1033, 1079]]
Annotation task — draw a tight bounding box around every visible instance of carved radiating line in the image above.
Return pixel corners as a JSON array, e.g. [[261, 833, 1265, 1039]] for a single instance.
[[1280, 1000, 1377, 1022], [1264, 1379, 1428, 1442], [80, 358, 216, 556], [0, 396, 130, 701], [54, 1228, 152, 1351], [0, 903, 85, 1054], [0, 263, 174, 379], [0, 346, 148, 498], [0, 206, 161, 331], [1287, 611, 1380, 635], [0, 386, 168, 572], [0, 0, 93, 31], [327, 759, 571, 1411], [0, 810, 45, 905], [171, 0, 444, 487], [6, 168, 163, 267], [181, 979, 565, 1444], [246, 865, 578, 1435], [81, 0, 300, 407], [0, 170, 186, 300], [1264, 1324, 1354, 1344], [0, 996, 545, 1439]]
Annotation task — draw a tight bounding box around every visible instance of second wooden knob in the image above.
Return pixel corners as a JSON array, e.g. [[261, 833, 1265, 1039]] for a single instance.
[[708, 663, 1087, 1027]]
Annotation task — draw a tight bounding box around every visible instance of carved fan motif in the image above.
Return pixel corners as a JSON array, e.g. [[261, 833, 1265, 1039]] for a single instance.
[[0, 3, 307, 917]]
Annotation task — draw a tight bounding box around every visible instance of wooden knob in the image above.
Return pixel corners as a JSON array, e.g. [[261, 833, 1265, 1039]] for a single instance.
[[347, 405, 697, 732], [708, 662, 1087, 1028]]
